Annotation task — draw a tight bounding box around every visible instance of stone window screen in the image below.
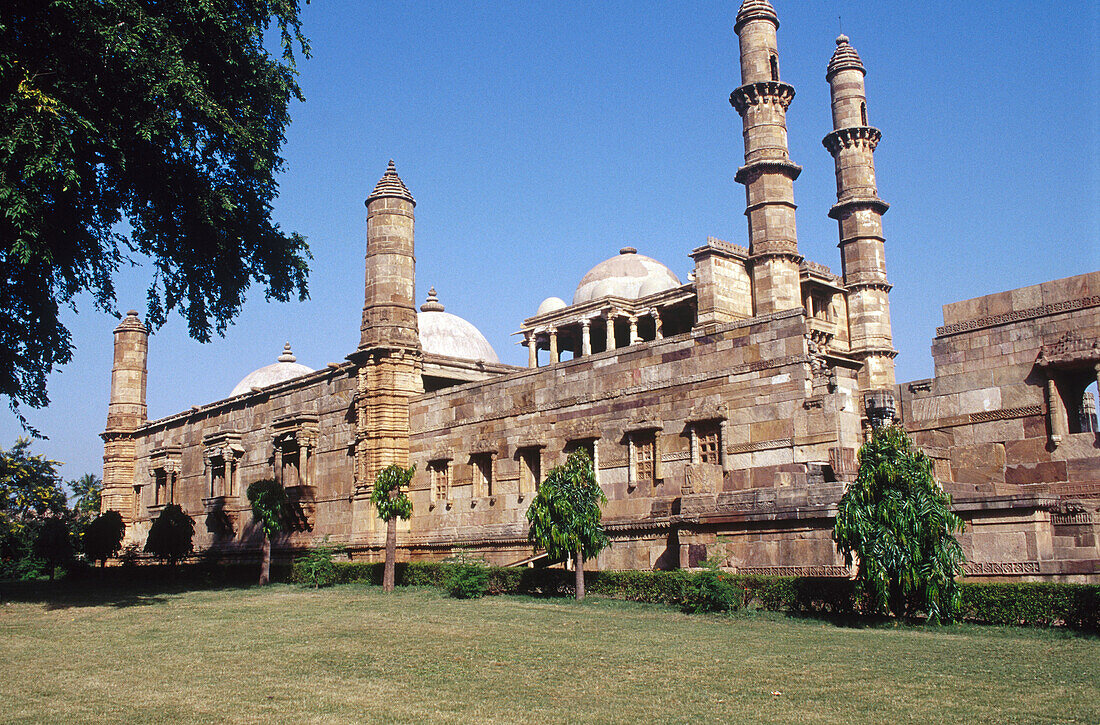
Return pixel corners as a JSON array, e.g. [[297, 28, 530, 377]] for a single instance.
[[428, 458, 451, 501], [471, 453, 494, 498], [154, 469, 170, 506], [517, 447, 542, 496], [628, 431, 658, 486], [689, 418, 727, 470]]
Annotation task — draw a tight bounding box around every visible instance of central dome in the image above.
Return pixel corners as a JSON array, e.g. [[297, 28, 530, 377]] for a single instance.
[[417, 288, 499, 363], [230, 343, 314, 397], [572, 247, 681, 305]]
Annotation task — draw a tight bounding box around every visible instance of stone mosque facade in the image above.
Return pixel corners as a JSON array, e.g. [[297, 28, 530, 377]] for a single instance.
[[101, 1, 1100, 581]]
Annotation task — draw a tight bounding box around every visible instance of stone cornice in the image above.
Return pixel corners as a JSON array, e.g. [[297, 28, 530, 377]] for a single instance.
[[936, 295, 1100, 337], [822, 126, 881, 155], [829, 196, 889, 219], [729, 81, 795, 115], [734, 158, 802, 184]]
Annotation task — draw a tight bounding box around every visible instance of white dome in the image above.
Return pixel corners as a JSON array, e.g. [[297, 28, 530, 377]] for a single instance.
[[537, 296, 568, 316], [417, 288, 499, 363], [230, 343, 314, 397], [573, 247, 680, 305]]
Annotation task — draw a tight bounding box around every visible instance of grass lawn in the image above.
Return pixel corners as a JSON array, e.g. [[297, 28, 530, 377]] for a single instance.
[[1, 582, 1097, 724]]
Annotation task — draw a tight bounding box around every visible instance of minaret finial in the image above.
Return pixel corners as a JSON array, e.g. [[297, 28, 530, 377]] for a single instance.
[[420, 286, 445, 312], [366, 159, 415, 205]]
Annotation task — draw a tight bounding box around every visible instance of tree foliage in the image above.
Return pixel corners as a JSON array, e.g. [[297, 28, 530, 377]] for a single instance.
[[68, 473, 101, 519], [526, 449, 609, 563], [83, 509, 125, 566], [0, 438, 67, 571], [833, 425, 966, 621], [370, 465, 414, 523], [247, 477, 287, 585], [144, 502, 194, 565], [32, 516, 73, 577], [0, 0, 312, 420]]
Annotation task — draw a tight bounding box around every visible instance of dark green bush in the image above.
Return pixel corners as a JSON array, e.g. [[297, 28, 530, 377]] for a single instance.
[[443, 552, 491, 599], [682, 567, 743, 614], [292, 543, 342, 588], [958, 582, 1099, 630]]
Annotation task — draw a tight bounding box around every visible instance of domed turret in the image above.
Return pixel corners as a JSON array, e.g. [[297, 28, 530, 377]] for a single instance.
[[826, 35, 865, 80], [572, 248, 680, 305], [536, 297, 568, 316], [230, 343, 314, 397], [417, 288, 499, 363]]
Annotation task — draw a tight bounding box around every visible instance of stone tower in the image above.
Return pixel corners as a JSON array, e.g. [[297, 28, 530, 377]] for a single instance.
[[100, 310, 149, 522], [350, 161, 423, 512], [731, 0, 804, 316], [823, 35, 897, 424]]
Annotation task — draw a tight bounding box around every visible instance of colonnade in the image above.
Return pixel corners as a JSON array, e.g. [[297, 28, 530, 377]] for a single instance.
[[524, 307, 664, 368]]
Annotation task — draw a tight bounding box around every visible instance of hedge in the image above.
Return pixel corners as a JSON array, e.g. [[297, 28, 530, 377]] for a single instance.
[[288, 561, 1099, 631]]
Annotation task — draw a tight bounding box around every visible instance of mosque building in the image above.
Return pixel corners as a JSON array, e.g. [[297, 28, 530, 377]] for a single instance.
[[101, 1, 1100, 580]]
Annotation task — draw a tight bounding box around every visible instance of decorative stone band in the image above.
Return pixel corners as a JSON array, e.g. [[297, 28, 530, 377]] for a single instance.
[[905, 403, 1043, 432], [1051, 511, 1094, 525], [734, 158, 803, 185], [829, 196, 890, 220], [736, 564, 851, 577], [417, 351, 813, 433], [936, 295, 1100, 337], [963, 560, 1040, 576], [727, 438, 793, 455], [822, 126, 881, 155], [729, 81, 795, 114]]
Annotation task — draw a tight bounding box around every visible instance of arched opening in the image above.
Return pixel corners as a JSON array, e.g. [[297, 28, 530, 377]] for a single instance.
[[860, 102, 868, 126], [1073, 380, 1099, 434], [769, 55, 779, 81]]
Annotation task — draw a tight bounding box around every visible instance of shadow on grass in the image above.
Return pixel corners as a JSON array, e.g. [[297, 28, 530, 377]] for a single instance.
[[773, 608, 1100, 639]]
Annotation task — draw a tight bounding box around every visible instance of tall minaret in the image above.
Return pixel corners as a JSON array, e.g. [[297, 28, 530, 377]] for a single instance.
[[731, 0, 803, 316], [100, 310, 149, 523], [822, 35, 897, 424], [350, 161, 422, 510]]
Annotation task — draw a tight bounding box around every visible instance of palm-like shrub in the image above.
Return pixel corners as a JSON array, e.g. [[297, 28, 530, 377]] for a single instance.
[[247, 479, 288, 585], [833, 425, 965, 621], [370, 465, 414, 592]]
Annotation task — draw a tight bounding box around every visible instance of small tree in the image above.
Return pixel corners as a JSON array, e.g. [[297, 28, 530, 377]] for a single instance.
[[370, 465, 414, 592], [834, 425, 966, 621], [68, 474, 102, 519], [144, 503, 195, 566], [33, 517, 73, 579], [83, 511, 126, 567], [247, 479, 288, 585], [526, 449, 609, 600]]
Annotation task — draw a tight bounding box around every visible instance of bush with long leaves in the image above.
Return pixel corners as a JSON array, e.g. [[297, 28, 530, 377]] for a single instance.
[[526, 449, 608, 600], [247, 479, 288, 585], [834, 425, 966, 621]]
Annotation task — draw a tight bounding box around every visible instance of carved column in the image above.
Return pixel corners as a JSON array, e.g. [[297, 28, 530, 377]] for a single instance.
[[526, 331, 538, 368], [605, 314, 616, 351], [580, 319, 592, 356], [548, 327, 559, 364], [1047, 376, 1066, 446], [628, 315, 639, 344], [651, 309, 663, 340]]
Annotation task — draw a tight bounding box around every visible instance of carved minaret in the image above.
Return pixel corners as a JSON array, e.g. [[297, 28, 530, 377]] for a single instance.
[[731, 0, 803, 316], [100, 310, 148, 524], [350, 161, 422, 508], [823, 35, 897, 424]]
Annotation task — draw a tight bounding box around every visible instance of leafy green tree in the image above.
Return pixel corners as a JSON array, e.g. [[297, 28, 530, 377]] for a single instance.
[[370, 464, 414, 592], [32, 517, 73, 579], [0, 438, 67, 574], [143, 503, 194, 566], [83, 510, 125, 566], [68, 473, 101, 519], [246, 478, 287, 585], [0, 0, 311, 422], [526, 449, 609, 600], [833, 425, 966, 622]]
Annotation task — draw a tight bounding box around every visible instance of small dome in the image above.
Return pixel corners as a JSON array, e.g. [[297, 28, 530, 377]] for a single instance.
[[230, 343, 314, 397], [536, 297, 568, 316], [572, 248, 681, 305], [827, 34, 865, 80], [417, 290, 499, 363]]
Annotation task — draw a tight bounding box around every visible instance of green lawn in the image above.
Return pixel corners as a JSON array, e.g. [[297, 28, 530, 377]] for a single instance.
[[1, 583, 1096, 724]]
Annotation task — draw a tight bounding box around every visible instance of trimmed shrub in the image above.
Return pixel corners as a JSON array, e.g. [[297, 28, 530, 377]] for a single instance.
[[444, 552, 491, 599], [682, 567, 744, 614], [292, 543, 342, 588], [958, 582, 1099, 630]]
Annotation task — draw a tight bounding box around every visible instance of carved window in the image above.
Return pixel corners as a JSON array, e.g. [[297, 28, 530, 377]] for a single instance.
[[471, 453, 494, 497], [692, 421, 722, 465], [770, 54, 779, 81], [131, 485, 141, 521], [429, 459, 451, 501], [154, 469, 169, 506], [518, 447, 542, 495], [633, 432, 656, 484], [860, 102, 867, 126]]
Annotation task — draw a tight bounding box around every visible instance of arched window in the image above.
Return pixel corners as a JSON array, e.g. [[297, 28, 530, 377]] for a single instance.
[[769, 55, 779, 81], [860, 102, 867, 126]]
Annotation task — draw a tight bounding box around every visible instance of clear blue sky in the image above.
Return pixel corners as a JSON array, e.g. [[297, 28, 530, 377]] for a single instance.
[[5, 1, 1098, 482]]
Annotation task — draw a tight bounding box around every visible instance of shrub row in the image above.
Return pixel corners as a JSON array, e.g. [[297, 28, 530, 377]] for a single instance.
[[288, 561, 1098, 631]]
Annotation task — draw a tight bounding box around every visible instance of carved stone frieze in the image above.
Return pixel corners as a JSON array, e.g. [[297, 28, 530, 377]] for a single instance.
[[729, 80, 796, 114], [937, 295, 1100, 337], [962, 561, 1041, 576]]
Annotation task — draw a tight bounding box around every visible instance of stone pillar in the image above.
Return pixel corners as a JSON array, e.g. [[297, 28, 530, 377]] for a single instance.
[[628, 315, 639, 344], [732, 0, 803, 316], [101, 310, 149, 526], [350, 161, 423, 537], [1047, 376, 1066, 447], [580, 319, 592, 356], [823, 34, 897, 398], [651, 309, 663, 340], [627, 436, 636, 486], [526, 331, 538, 368], [605, 314, 617, 351], [548, 327, 558, 364]]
